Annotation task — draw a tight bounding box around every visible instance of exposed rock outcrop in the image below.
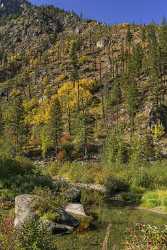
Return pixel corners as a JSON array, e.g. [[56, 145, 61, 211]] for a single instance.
[[14, 194, 38, 228]]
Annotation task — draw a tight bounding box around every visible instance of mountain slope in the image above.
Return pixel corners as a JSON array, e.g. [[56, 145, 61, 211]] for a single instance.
[[0, 0, 167, 159]]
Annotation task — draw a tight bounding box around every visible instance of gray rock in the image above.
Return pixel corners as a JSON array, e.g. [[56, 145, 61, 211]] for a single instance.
[[65, 203, 87, 218], [14, 194, 39, 228], [41, 219, 74, 234], [57, 208, 79, 228], [96, 38, 108, 49], [53, 223, 74, 234]]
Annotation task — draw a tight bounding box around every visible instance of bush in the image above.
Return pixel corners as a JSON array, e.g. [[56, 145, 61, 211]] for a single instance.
[[121, 192, 142, 204], [15, 220, 57, 250], [47, 161, 106, 184], [32, 187, 68, 217], [105, 176, 129, 196], [141, 190, 167, 210], [81, 189, 104, 206], [125, 224, 167, 250], [0, 157, 34, 179]]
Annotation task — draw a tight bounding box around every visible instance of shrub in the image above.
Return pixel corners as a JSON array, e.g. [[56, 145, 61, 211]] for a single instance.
[[32, 187, 68, 217], [47, 161, 106, 184], [141, 190, 167, 210], [125, 224, 167, 250], [121, 192, 142, 204], [41, 211, 60, 222], [105, 176, 129, 197], [81, 189, 104, 206], [0, 157, 34, 179], [0, 215, 14, 250], [79, 55, 90, 65], [15, 220, 57, 250]]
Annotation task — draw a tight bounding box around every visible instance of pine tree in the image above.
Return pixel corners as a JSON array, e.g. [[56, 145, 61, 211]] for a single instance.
[[126, 25, 133, 56], [159, 18, 167, 102], [147, 24, 161, 104], [69, 39, 80, 82], [110, 80, 122, 128], [73, 111, 94, 159], [48, 97, 63, 155], [4, 96, 26, 154], [128, 45, 143, 78], [127, 81, 139, 137], [69, 39, 80, 110]]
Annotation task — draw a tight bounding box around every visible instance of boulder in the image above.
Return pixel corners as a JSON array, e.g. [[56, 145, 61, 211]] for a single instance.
[[57, 208, 79, 228], [53, 223, 74, 234], [65, 203, 87, 217], [41, 219, 74, 234], [14, 194, 39, 228], [96, 38, 108, 49], [65, 203, 93, 231]]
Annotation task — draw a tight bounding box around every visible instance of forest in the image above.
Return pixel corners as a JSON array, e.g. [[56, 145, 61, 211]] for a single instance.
[[1, 0, 167, 249]]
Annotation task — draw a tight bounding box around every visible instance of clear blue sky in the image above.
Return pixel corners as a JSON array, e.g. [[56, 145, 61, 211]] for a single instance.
[[30, 0, 167, 24]]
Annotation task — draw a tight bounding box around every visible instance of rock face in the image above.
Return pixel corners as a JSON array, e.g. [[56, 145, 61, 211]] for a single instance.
[[14, 194, 38, 228], [65, 203, 87, 217], [149, 104, 167, 132], [0, 0, 30, 17], [96, 38, 108, 49]]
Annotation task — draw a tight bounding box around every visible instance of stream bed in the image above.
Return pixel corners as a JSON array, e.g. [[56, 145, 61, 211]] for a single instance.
[[55, 203, 167, 250]]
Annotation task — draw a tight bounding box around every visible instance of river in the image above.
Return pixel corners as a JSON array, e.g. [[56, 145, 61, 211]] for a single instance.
[[55, 203, 167, 250]]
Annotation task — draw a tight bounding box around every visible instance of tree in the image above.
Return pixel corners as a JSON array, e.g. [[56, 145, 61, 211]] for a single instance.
[[126, 25, 133, 56], [109, 80, 122, 128], [147, 24, 161, 105], [69, 39, 80, 82], [128, 45, 143, 78], [73, 111, 94, 159], [159, 18, 167, 102], [48, 97, 63, 155], [126, 81, 139, 137], [103, 127, 129, 167], [69, 39, 80, 110], [4, 96, 27, 154]]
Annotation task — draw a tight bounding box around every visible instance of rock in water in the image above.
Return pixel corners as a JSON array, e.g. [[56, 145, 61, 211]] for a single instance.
[[14, 194, 38, 228]]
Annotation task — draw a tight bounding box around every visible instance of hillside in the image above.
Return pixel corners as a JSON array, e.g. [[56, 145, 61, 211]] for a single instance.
[[1, 1, 167, 250], [0, 0, 167, 160]]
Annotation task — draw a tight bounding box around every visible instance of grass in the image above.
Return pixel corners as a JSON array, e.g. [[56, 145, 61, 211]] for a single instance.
[[47, 161, 106, 184], [141, 190, 167, 212]]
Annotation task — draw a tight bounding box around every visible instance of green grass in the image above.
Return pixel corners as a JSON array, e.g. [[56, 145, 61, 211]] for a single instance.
[[141, 190, 167, 211]]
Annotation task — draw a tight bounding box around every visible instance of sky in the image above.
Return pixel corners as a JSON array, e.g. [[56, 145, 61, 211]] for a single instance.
[[30, 0, 167, 25]]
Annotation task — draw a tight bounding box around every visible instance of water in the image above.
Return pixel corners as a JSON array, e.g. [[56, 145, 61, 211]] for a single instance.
[[56, 203, 167, 250]]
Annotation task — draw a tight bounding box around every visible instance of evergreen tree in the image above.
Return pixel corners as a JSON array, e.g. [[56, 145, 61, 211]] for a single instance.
[[48, 97, 63, 155], [126, 25, 133, 56], [4, 96, 26, 154], [73, 111, 94, 159], [110, 80, 122, 128], [69, 39, 80, 83], [147, 24, 161, 104], [128, 45, 143, 78], [69, 39, 80, 110], [127, 81, 139, 137]]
